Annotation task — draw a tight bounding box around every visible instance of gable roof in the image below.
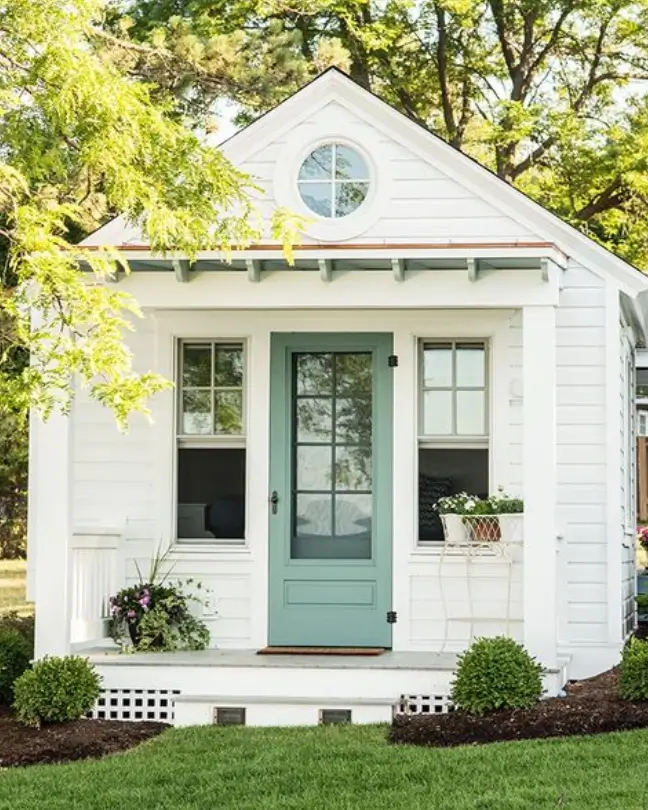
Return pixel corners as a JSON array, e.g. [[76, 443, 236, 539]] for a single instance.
[[84, 67, 648, 298]]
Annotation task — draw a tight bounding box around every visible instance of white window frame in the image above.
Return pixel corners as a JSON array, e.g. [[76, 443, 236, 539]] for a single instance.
[[175, 338, 248, 545], [418, 339, 490, 449], [417, 338, 491, 546]]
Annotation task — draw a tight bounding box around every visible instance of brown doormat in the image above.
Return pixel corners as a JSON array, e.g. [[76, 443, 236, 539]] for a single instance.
[[257, 646, 386, 656]]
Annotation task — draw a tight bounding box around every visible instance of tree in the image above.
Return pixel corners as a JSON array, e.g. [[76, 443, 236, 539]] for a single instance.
[[116, 0, 648, 268], [0, 0, 297, 430]]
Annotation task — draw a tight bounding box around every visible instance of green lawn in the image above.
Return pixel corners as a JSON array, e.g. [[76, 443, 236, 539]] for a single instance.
[[0, 559, 32, 616], [0, 724, 647, 809]]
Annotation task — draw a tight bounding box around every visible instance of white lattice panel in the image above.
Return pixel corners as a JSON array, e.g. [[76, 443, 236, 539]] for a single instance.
[[395, 694, 453, 716], [89, 688, 181, 722]]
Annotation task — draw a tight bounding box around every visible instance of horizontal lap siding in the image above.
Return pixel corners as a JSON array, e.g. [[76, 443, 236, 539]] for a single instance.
[[241, 101, 542, 244], [408, 551, 523, 651], [620, 329, 636, 638], [558, 265, 608, 644], [508, 266, 608, 645], [409, 316, 522, 650], [71, 316, 254, 648]]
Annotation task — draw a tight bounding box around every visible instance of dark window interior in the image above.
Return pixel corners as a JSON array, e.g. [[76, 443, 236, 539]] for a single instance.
[[418, 448, 488, 541], [638, 368, 648, 397], [177, 448, 245, 540]]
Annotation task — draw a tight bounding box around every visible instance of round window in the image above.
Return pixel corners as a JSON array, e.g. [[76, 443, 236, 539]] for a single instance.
[[297, 144, 370, 219]]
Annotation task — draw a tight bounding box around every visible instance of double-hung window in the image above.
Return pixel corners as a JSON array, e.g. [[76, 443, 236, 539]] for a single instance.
[[418, 341, 489, 543], [176, 341, 246, 544]]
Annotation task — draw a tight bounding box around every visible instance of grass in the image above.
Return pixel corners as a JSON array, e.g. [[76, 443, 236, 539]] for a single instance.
[[0, 559, 32, 616], [0, 724, 647, 809]]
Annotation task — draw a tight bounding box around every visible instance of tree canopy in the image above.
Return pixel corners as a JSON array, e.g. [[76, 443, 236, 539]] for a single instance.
[[113, 0, 648, 268], [0, 0, 300, 429]]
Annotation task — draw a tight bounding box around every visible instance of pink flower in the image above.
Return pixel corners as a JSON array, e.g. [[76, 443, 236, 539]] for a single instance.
[[127, 610, 136, 619]]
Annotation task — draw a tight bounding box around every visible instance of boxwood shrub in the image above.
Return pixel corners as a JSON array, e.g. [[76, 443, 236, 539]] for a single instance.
[[13, 656, 101, 727], [620, 638, 648, 700], [450, 636, 544, 715], [0, 626, 32, 703]]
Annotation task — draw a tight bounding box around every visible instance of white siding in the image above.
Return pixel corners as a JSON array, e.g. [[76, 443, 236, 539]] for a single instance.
[[70, 307, 520, 652], [555, 263, 608, 645], [239, 100, 542, 245], [620, 325, 637, 638]]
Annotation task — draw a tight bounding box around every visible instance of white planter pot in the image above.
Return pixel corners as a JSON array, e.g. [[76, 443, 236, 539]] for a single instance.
[[441, 513, 470, 546], [497, 513, 523, 545]]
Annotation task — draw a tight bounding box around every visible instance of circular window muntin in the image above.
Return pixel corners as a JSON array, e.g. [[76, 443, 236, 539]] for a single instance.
[[297, 142, 371, 219]]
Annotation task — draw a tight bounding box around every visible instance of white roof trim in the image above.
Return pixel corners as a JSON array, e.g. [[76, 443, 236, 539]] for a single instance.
[[83, 69, 648, 298]]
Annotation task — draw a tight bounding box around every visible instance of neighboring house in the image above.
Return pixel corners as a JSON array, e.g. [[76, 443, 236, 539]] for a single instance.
[[27, 69, 648, 726]]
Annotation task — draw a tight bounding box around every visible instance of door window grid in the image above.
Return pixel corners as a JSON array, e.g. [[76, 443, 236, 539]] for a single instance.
[[290, 351, 373, 559], [175, 340, 246, 545]]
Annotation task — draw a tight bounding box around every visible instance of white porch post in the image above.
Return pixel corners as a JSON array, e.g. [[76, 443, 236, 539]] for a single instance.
[[522, 305, 557, 668], [33, 410, 72, 659]]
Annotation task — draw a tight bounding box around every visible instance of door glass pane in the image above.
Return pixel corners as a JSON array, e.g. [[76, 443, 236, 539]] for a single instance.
[[456, 390, 485, 435], [335, 446, 371, 491], [336, 397, 371, 444], [423, 390, 453, 435], [423, 344, 453, 387], [296, 445, 332, 491], [336, 353, 372, 393], [335, 494, 372, 535], [296, 494, 332, 537], [456, 345, 485, 388], [296, 354, 332, 395], [292, 350, 373, 560], [296, 398, 332, 443]]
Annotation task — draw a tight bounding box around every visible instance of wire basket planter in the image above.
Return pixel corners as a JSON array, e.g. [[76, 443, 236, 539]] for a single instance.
[[440, 514, 524, 547]]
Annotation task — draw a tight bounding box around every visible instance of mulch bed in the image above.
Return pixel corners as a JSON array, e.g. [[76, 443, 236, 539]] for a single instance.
[[389, 669, 648, 747], [0, 706, 169, 767]]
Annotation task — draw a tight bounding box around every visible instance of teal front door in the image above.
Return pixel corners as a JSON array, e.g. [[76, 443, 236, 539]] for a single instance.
[[268, 333, 393, 648]]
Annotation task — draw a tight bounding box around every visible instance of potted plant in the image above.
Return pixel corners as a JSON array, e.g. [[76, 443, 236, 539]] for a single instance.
[[463, 497, 500, 543], [435, 490, 523, 546], [435, 492, 473, 545], [109, 550, 212, 652]]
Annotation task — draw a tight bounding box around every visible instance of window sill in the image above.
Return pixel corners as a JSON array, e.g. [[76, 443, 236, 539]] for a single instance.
[[410, 544, 503, 559], [170, 541, 251, 556]]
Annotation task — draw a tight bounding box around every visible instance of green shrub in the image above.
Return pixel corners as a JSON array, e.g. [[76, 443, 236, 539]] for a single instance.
[[13, 656, 101, 727], [0, 612, 35, 649], [450, 636, 544, 715], [0, 626, 31, 703], [619, 638, 648, 700]]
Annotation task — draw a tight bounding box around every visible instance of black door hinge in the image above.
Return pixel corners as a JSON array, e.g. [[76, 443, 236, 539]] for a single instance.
[[386, 610, 397, 624], [388, 355, 398, 367]]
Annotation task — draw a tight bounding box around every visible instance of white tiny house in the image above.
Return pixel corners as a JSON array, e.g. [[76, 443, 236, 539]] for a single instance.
[[28, 69, 648, 726]]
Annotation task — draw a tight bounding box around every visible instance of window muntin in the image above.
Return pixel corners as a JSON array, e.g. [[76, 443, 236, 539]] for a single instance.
[[420, 342, 487, 438], [179, 342, 244, 437], [176, 341, 246, 544], [418, 339, 489, 544], [297, 144, 370, 219]]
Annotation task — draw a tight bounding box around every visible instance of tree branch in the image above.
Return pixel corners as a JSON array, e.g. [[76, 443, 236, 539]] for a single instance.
[[434, 5, 457, 143]]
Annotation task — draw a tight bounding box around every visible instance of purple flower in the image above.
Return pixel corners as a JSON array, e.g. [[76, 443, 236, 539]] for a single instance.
[[127, 610, 136, 619], [139, 595, 150, 607]]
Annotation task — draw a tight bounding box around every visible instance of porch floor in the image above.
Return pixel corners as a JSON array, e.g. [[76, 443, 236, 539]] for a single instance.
[[84, 647, 459, 671]]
